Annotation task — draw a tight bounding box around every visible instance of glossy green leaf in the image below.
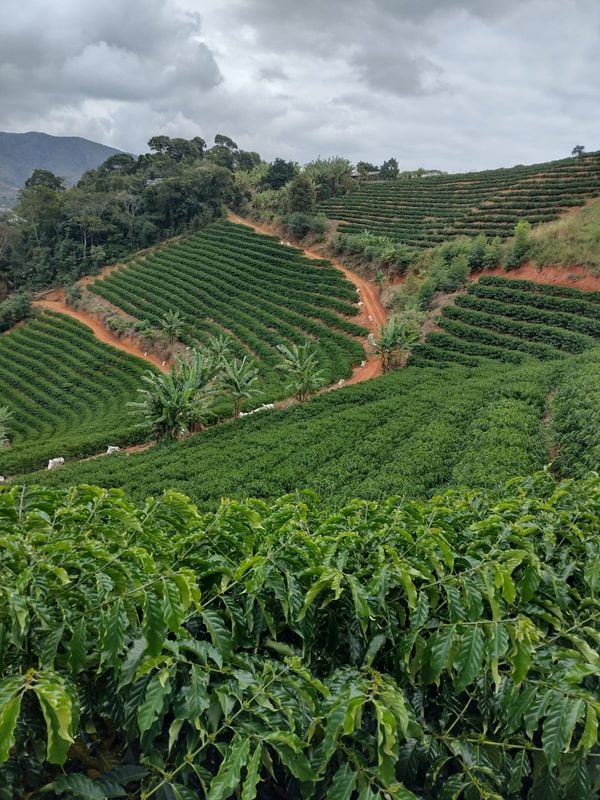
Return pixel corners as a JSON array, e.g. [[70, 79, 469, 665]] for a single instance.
[[326, 763, 357, 800], [542, 693, 584, 766], [0, 694, 21, 764], [206, 736, 251, 800], [423, 624, 455, 684], [453, 625, 485, 692], [33, 672, 76, 765], [202, 609, 233, 660], [143, 590, 167, 657], [137, 670, 171, 735], [241, 742, 263, 800]]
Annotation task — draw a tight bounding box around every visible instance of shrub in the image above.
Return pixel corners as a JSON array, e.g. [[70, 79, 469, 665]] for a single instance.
[[64, 283, 83, 306], [0, 291, 32, 332], [1, 477, 599, 798]]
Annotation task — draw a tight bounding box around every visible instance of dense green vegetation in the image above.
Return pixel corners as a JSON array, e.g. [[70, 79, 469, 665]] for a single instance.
[[26, 359, 555, 502], [1, 474, 599, 798], [319, 152, 600, 247], [412, 276, 600, 367], [2, 133, 600, 799], [0, 311, 150, 475], [88, 221, 365, 398], [0, 135, 250, 293], [551, 348, 600, 478]]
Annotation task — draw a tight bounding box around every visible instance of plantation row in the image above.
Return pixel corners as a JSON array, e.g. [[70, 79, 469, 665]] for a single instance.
[[551, 348, 600, 478], [90, 221, 366, 398], [320, 152, 600, 246], [2, 473, 598, 798], [412, 276, 600, 368], [28, 359, 557, 500], [0, 312, 149, 474]]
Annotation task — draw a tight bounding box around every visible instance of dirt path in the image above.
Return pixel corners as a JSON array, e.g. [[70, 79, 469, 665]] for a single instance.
[[23, 215, 389, 474], [34, 295, 169, 372], [227, 211, 387, 382]]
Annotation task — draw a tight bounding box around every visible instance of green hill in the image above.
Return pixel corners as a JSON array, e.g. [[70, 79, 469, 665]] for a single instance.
[[25, 352, 593, 504], [3, 144, 600, 799], [0, 311, 150, 474], [88, 220, 366, 400], [320, 152, 600, 247], [412, 276, 600, 368], [0, 130, 122, 206]]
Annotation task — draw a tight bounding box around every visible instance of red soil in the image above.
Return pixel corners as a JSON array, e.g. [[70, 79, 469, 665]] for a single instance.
[[471, 262, 600, 291], [34, 294, 169, 372], [226, 211, 387, 383]]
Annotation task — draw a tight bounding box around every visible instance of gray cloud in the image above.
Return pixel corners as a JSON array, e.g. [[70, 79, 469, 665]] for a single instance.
[[0, 0, 221, 124], [0, 0, 599, 172]]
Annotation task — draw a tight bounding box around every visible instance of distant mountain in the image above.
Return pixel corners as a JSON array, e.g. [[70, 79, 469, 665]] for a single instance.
[[0, 131, 123, 207]]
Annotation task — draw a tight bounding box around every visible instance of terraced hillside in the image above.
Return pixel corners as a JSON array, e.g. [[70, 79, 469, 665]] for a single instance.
[[412, 275, 600, 368], [28, 358, 554, 502], [89, 221, 366, 398], [0, 311, 151, 475], [321, 152, 600, 246]]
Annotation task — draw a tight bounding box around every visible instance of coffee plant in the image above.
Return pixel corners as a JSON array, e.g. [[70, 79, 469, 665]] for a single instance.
[[0, 473, 599, 798], [88, 222, 365, 401], [319, 152, 600, 247]]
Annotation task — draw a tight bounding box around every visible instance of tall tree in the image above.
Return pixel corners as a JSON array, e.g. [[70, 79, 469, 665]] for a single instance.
[[262, 158, 297, 190], [379, 158, 399, 179], [302, 157, 353, 200], [220, 356, 261, 417], [276, 341, 324, 401], [24, 170, 66, 191], [288, 175, 316, 213], [160, 309, 185, 344]]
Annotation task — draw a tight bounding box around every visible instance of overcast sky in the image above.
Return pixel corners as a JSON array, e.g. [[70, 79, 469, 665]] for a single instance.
[[1, 0, 599, 172]]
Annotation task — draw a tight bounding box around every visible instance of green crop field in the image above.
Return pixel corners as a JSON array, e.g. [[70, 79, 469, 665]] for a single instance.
[[0, 311, 151, 475], [4, 143, 600, 800], [320, 152, 600, 246], [89, 220, 366, 399], [26, 356, 568, 503], [411, 275, 600, 368]]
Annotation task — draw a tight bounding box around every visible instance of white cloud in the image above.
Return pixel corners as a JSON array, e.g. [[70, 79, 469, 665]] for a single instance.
[[0, 0, 598, 170]]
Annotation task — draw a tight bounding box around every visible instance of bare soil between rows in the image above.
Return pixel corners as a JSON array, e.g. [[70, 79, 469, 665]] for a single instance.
[[470, 262, 600, 291]]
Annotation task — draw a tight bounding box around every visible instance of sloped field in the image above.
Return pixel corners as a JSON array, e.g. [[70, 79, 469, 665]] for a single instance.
[[321, 152, 600, 246], [412, 276, 600, 368], [0, 311, 150, 474], [27, 359, 554, 502], [89, 221, 366, 397]]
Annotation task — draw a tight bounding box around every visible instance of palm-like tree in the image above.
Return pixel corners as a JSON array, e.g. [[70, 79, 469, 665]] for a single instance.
[[128, 349, 217, 441], [160, 309, 185, 344], [276, 341, 324, 401], [0, 406, 13, 447], [373, 316, 420, 372], [220, 356, 261, 418], [207, 333, 232, 365]]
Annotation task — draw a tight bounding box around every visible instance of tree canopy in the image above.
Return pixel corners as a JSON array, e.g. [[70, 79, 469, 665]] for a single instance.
[[0, 134, 248, 293]]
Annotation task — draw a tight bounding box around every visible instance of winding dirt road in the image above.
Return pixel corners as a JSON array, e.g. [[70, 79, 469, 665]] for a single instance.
[[24, 214, 388, 470], [226, 211, 387, 383], [34, 293, 169, 372]]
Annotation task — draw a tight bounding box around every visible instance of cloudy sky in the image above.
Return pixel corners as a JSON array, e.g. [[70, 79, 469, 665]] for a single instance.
[[1, 0, 599, 172]]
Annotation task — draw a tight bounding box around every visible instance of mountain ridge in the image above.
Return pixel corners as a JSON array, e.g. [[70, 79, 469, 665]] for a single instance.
[[0, 130, 123, 206]]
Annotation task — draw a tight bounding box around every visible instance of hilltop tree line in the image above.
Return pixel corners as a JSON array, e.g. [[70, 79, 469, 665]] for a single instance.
[[0, 132, 432, 305], [0, 134, 263, 295]]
